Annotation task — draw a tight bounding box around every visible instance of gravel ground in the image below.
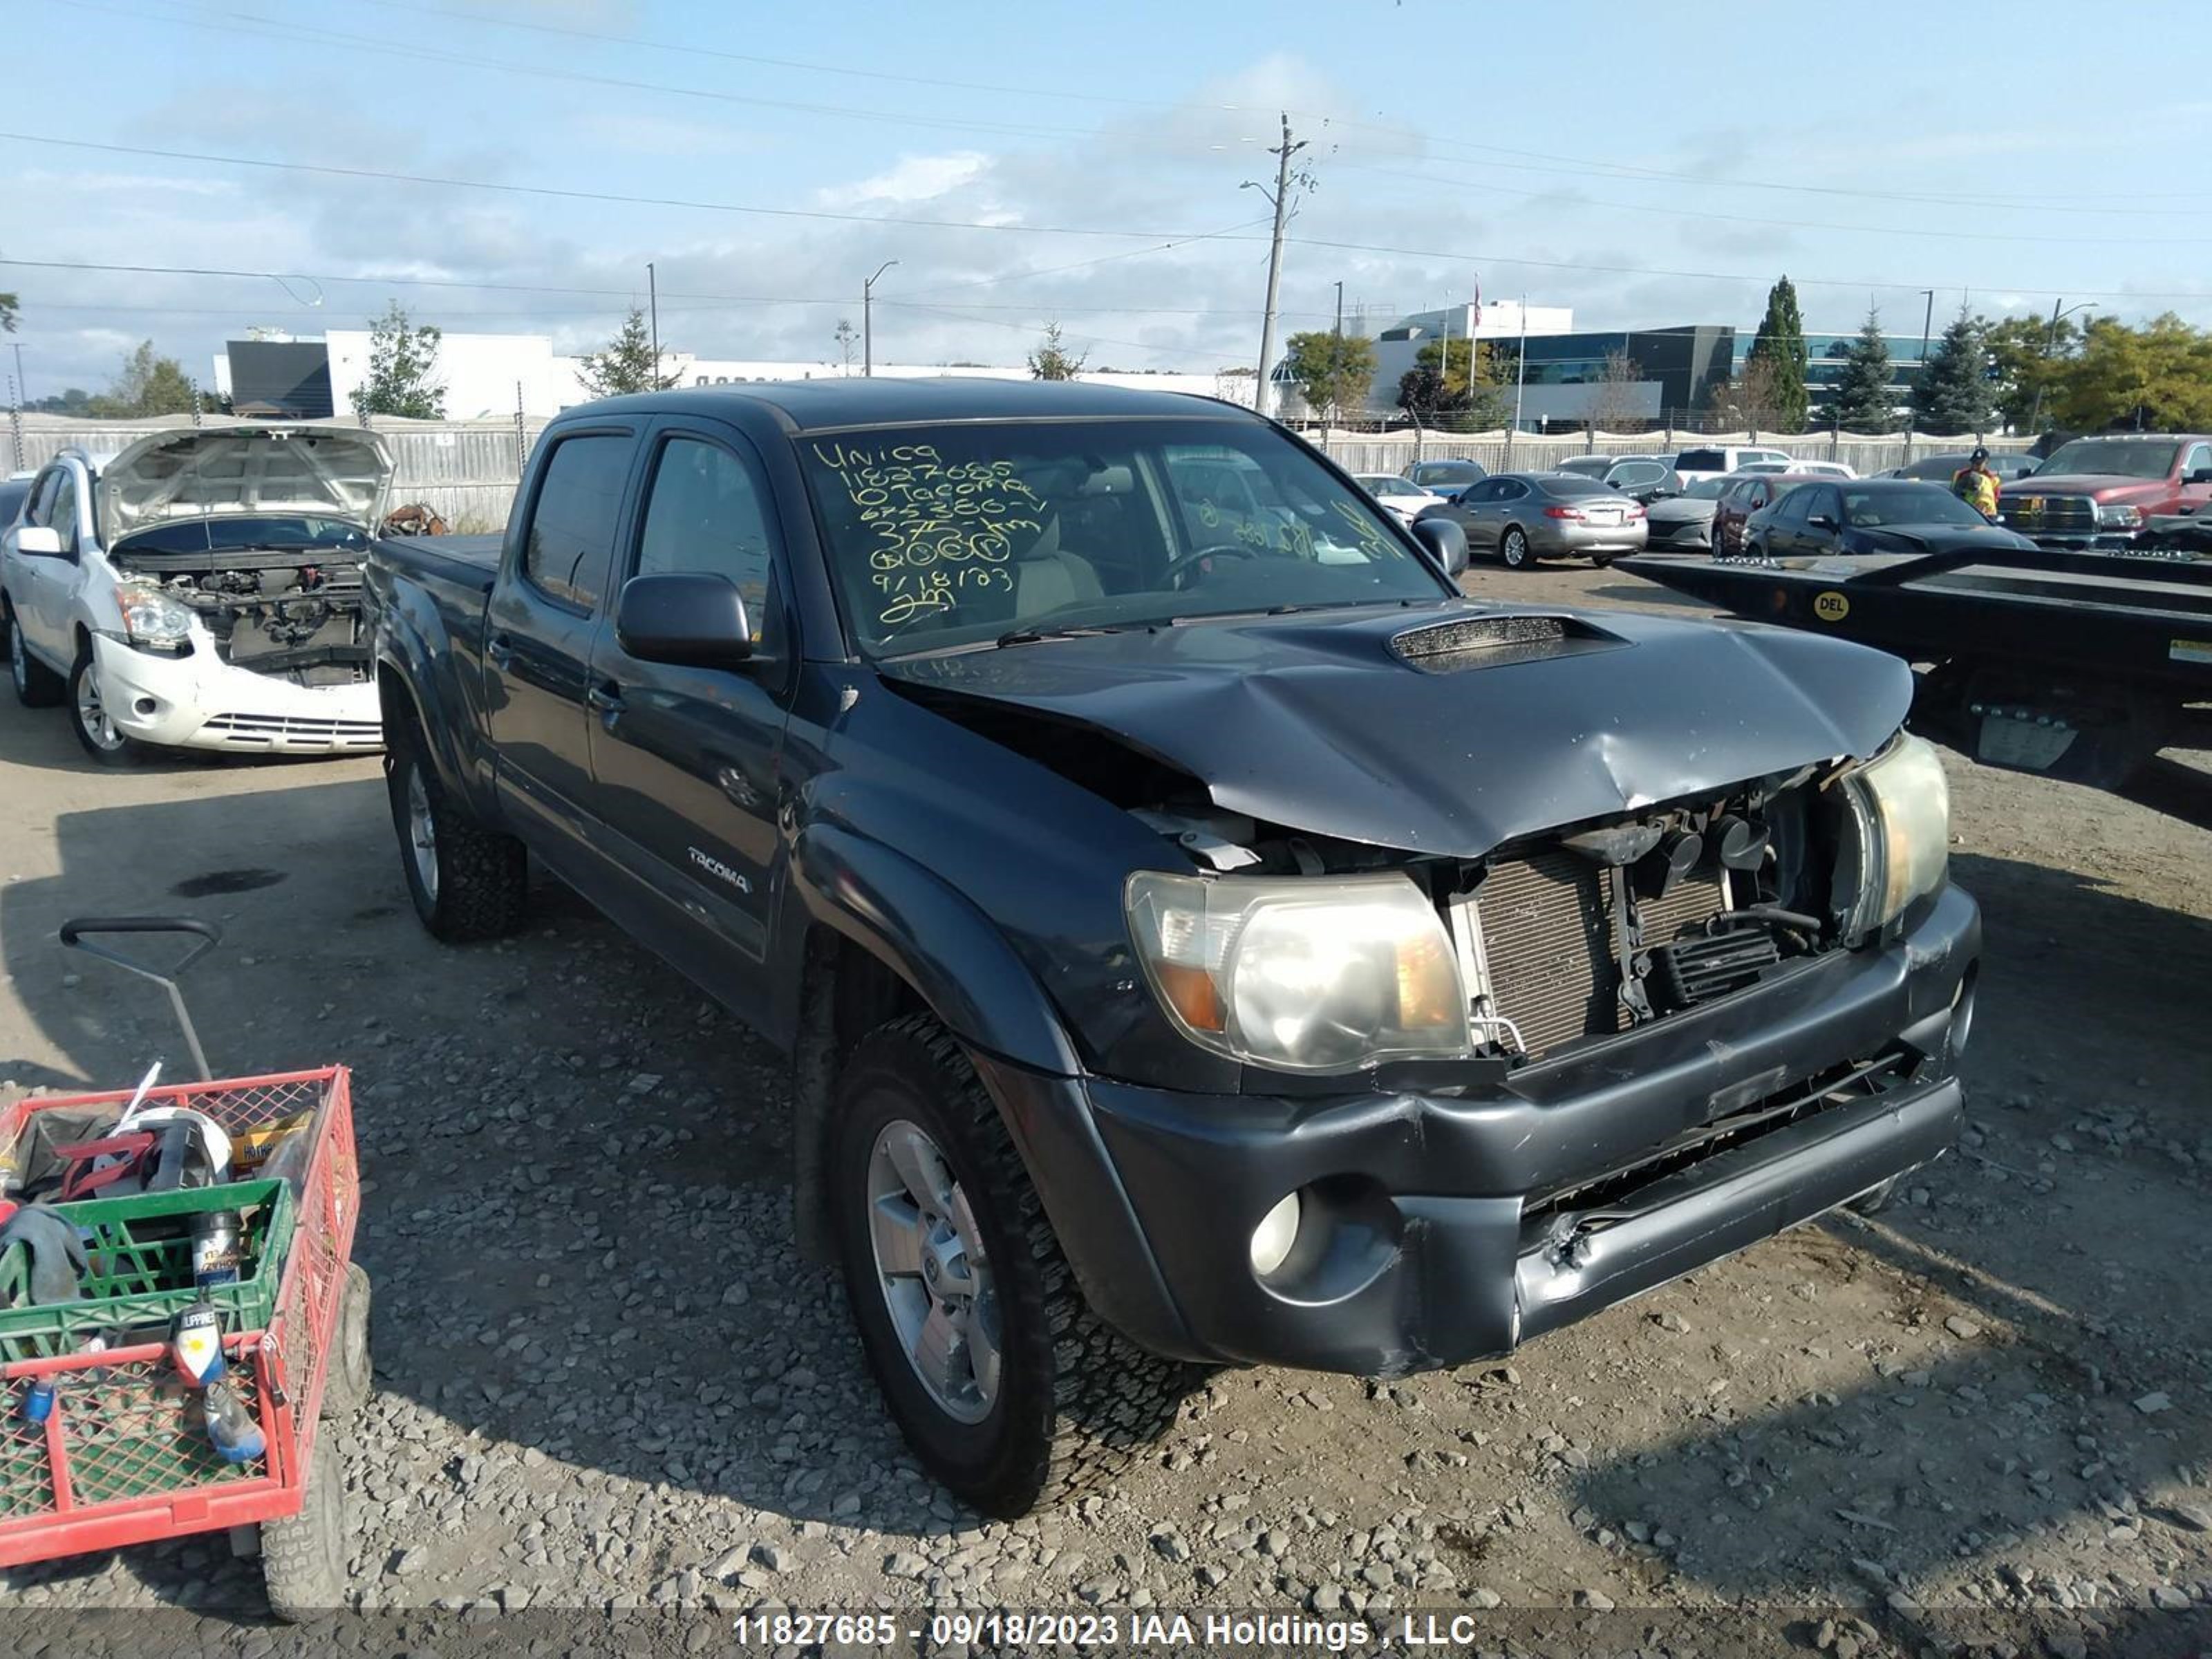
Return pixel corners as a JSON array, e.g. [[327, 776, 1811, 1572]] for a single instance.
[[1, 563, 2208, 1652]]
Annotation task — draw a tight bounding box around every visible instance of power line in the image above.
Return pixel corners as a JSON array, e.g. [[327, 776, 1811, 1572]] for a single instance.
[[1333, 160, 2212, 245], [0, 132, 1205, 241], [58, 0, 1103, 144]]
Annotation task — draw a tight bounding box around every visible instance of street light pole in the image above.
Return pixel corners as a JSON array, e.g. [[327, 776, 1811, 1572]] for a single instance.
[[1513, 293, 1528, 438], [2026, 297, 2089, 437], [863, 259, 899, 378], [646, 262, 660, 387]]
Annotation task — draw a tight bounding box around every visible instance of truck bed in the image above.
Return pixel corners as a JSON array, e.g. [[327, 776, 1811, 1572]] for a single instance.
[[367, 533, 501, 597]]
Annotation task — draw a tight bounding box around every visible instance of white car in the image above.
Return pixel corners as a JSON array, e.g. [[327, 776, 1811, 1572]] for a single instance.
[[1353, 474, 1445, 525], [2, 427, 393, 765], [1785, 460, 1858, 480], [1671, 444, 1796, 485]]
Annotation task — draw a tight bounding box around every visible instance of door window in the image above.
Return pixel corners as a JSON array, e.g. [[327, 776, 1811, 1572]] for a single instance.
[[1768, 488, 1815, 528], [2184, 442, 2212, 478], [45, 475, 79, 553], [26, 469, 62, 527], [634, 435, 782, 653], [1459, 480, 1500, 505], [523, 434, 633, 610], [1800, 487, 1843, 525], [1493, 478, 1529, 503]]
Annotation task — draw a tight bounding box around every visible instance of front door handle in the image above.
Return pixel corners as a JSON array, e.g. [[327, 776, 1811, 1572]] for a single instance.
[[587, 682, 624, 716], [487, 634, 514, 670]]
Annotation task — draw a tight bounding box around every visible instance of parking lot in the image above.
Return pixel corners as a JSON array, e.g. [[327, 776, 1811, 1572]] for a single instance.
[[1, 561, 2207, 1647]]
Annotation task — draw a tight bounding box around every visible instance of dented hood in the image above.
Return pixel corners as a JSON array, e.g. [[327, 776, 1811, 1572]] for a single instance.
[[880, 603, 1911, 859], [97, 426, 393, 545]]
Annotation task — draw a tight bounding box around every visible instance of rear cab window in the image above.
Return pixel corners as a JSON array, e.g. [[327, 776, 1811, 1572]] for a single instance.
[[1676, 449, 1724, 473], [523, 433, 635, 610]]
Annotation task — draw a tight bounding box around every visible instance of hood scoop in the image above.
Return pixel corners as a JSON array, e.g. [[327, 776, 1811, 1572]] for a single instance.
[[1391, 613, 1626, 673]]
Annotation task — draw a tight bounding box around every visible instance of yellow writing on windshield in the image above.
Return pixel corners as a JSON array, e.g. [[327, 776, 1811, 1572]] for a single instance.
[[813, 440, 1051, 629]]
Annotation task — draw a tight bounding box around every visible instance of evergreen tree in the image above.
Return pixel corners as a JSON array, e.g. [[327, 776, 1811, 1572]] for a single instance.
[[1828, 307, 1897, 432], [1027, 321, 1087, 381], [577, 307, 677, 397], [1745, 276, 1809, 431], [350, 301, 445, 419], [1910, 311, 1993, 434]]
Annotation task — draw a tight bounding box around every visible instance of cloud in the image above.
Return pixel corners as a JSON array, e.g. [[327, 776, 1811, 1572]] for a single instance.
[[577, 113, 769, 158], [816, 152, 994, 209]]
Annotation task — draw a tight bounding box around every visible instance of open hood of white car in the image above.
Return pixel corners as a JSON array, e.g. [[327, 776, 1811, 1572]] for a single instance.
[[98, 426, 394, 544]]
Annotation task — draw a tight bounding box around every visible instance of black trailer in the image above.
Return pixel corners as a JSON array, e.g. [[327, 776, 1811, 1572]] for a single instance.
[[1618, 546, 2212, 789]]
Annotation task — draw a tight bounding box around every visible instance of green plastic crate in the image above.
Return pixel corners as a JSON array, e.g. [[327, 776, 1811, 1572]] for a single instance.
[[0, 1180, 292, 1363]]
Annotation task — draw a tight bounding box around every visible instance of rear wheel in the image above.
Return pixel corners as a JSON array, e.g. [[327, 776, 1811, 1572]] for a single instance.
[[68, 641, 148, 766], [384, 728, 529, 941], [1501, 527, 1534, 568], [832, 1015, 1193, 1517], [5, 602, 66, 708], [321, 1263, 373, 1420]]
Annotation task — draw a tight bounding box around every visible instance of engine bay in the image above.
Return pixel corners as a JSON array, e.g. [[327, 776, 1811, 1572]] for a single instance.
[[113, 548, 371, 687]]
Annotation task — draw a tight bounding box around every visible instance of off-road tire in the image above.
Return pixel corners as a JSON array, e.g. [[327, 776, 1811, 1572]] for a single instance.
[[261, 1426, 348, 1621], [67, 641, 148, 767], [1501, 527, 1534, 568], [4, 602, 65, 707], [321, 1263, 373, 1419], [384, 728, 529, 942], [832, 1014, 1194, 1518]]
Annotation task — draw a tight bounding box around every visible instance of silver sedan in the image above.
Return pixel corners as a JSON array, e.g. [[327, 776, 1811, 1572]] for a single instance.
[[1418, 471, 1648, 568]]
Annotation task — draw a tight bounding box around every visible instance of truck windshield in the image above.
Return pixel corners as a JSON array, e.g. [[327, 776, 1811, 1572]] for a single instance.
[[797, 418, 1452, 657], [2038, 440, 2179, 480]]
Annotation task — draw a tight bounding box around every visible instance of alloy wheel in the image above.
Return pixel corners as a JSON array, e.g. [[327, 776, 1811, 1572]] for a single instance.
[[75, 660, 124, 751], [864, 1118, 1002, 1424], [406, 766, 440, 903]]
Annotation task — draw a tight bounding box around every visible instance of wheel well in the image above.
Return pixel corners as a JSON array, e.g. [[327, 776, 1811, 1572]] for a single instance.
[[790, 929, 928, 1262]]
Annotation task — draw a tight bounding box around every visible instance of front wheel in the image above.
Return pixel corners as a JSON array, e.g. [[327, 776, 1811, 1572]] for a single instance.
[[68, 643, 148, 766], [321, 1263, 373, 1420], [6, 603, 65, 708], [1501, 527, 1534, 568], [384, 734, 529, 941], [832, 1015, 1193, 1517], [261, 1426, 348, 1621]]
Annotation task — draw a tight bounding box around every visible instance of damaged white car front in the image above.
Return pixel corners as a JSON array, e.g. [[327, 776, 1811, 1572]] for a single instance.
[[6, 427, 393, 763]]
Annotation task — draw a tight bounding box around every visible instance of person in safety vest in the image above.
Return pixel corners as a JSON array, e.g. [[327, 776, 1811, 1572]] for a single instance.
[[1952, 447, 2000, 518]]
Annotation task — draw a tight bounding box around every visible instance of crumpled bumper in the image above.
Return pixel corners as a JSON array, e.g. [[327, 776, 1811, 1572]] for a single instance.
[[977, 883, 1980, 1378], [91, 634, 382, 753]]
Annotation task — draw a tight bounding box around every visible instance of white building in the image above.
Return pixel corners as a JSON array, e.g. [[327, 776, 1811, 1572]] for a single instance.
[[214, 332, 1236, 420]]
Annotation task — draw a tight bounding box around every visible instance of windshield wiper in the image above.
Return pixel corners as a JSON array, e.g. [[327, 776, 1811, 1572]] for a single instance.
[[993, 623, 1127, 648]]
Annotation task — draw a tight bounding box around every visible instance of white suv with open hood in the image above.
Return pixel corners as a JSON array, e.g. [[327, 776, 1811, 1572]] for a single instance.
[[1, 426, 393, 763]]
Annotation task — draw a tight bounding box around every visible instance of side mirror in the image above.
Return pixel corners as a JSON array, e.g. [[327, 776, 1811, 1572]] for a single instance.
[[12, 525, 64, 558], [2188, 467, 2212, 485], [615, 572, 754, 669], [1411, 515, 1469, 578], [1808, 514, 1837, 530]]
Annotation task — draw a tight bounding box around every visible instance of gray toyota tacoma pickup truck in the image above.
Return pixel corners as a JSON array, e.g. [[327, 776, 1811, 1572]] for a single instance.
[[366, 379, 1980, 1517]]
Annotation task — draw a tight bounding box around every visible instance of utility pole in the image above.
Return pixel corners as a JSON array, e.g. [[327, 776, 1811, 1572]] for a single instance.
[[1513, 294, 1529, 438], [1918, 288, 1936, 370], [647, 262, 661, 388], [1331, 279, 1344, 430], [863, 259, 899, 378], [10, 343, 24, 409], [2026, 297, 2090, 437], [1244, 113, 1308, 421]]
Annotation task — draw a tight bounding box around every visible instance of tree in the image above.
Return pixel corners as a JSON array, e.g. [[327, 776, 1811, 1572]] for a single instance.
[[350, 301, 445, 419], [1581, 348, 1645, 431], [1027, 321, 1087, 382], [1396, 336, 1513, 430], [834, 318, 859, 374], [2047, 313, 2212, 433], [1745, 276, 1810, 431], [1980, 312, 2083, 433], [1281, 330, 1377, 423], [1705, 354, 1792, 433], [1, 290, 16, 335], [84, 341, 200, 418], [577, 306, 677, 398], [1827, 307, 1897, 432], [1910, 310, 1992, 434]]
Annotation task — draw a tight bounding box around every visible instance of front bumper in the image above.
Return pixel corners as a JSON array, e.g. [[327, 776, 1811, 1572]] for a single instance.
[[91, 634, 382, 754], [1644, 520, 1713, 551], [980, 882, 1979, 1378]]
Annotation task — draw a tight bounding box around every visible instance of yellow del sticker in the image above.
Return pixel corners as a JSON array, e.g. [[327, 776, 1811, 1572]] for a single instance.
[[1812, 590, 1851, 623]]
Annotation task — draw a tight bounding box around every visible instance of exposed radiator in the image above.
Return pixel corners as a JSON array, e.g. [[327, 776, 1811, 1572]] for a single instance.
[[1473, 850, 1730, 1057]]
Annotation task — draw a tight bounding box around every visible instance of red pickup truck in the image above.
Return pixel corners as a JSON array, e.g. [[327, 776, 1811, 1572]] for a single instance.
[[1996, 433, 2212, 549]]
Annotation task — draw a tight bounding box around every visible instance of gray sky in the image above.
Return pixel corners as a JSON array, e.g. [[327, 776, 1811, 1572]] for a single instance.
[[6, 0, 2210, 397]]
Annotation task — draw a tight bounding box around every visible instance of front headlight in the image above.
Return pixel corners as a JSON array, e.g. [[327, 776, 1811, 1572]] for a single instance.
[[1125, 872, 1469, 1072], [1831, 733, 1950, 938], [116, 582, 194, 652], [2097, 503, 2143, 528]]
